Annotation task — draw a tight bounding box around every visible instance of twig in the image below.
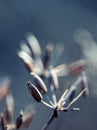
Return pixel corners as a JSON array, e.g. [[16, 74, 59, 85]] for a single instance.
[[42, 111, 55, 130]]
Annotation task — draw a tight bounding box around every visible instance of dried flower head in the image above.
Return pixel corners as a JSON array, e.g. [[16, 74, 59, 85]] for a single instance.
[[2, 100, 35, 130], [18, 34, 89, 130], [18, 35, 88, 79], [17, 35, 65, 78], [26, 71, 89, 130], [0, 78, 35, 130]]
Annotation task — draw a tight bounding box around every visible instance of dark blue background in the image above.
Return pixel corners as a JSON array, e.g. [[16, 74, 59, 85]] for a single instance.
[[0, 0, 97, 130]]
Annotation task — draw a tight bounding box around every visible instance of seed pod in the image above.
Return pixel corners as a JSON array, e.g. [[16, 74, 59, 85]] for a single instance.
[[5, 106, 12, 125], [0, 77, 10, 100], [23, 103, 35, 128], [5, 93, 14, 124], [30, 73, 47, 94], [54, 64, 69, 77], [26, 81, 43, 102], [19, 40, 32, 56], [15, 110, 23, 129], [17, 51, 35, 73], [26, 34, 41, 58], [49, 69, 59, 90], [0, 113, 5, 130], [23, 112, 34, 128], [80, 71, 89, 97], [43, 43, 54, 69], [68, 59, 87, 76]]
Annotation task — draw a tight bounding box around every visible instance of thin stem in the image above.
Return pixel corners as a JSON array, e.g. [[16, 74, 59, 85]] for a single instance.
[[57, 89, 68, 108], [42, 111, 55, 130], [62, 77, 82, 103], [63, 88, 87, 110], [73, 76, 82, 87], [50, 85, 57, 105], [41, 100, 54, 109], [45, 94, 54, 106]]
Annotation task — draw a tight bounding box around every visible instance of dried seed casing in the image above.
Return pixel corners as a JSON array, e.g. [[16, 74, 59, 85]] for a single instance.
[[0, 113, 5, 130], [17, 51, 35, 73], [23, 113, 34, 128], [5, 93, 14, 124], [0, 78, 10, 100], [26, 81, 43, 102], [31, 73, 47, 94], [15, 110, 23, 129], [43, 43, 54, 69], [68, 59, 87, 76], [26, 34, 41, 58], [5, 106, 12, 124], [49, 69, 59, 90]]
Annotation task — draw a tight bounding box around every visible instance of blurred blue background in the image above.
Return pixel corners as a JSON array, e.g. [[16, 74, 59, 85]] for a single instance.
[[0, 0, 97, 130]]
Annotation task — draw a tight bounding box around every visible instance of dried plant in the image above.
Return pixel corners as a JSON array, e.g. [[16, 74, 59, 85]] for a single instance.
[[17, 34, 88, 79], [17, 34, 89, 130], [0, 78, 35, 130], [17, 34, 53, 78], [0, 93, 35, 130], [26, 70, 89, 130]]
